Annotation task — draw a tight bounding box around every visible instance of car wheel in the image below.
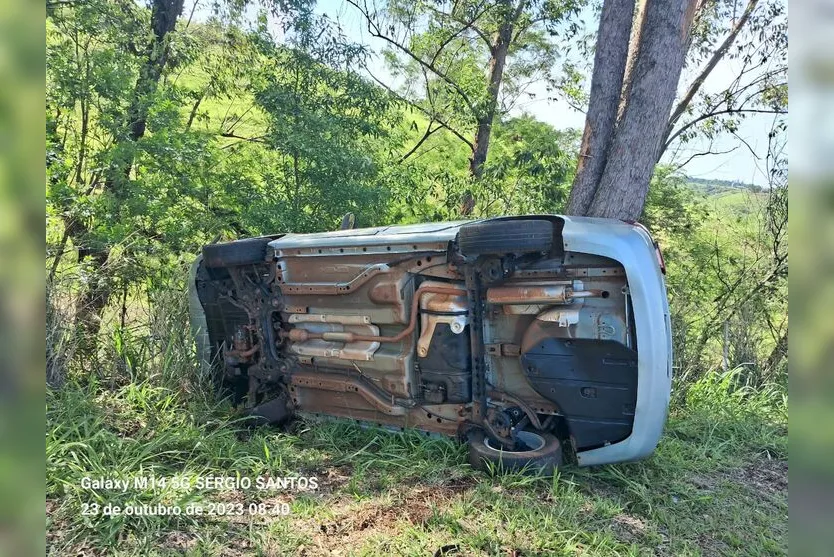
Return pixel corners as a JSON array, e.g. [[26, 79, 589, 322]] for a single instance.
[[468, 430, 563, 475], [202, 237, 272, 268], [457, 219, 553, 257]]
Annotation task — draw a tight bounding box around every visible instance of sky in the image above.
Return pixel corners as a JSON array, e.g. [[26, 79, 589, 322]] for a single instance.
[[197, 0, 784, 186]]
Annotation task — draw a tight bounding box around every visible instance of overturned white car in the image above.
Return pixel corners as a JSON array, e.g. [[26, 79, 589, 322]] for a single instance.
[[189, 216, 672, 472]]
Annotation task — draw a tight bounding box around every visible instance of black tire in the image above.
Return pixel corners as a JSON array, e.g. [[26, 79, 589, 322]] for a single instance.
[[202, 237, 271, 268], [468, 430, 563, 475], [458, 219, 553, 256]]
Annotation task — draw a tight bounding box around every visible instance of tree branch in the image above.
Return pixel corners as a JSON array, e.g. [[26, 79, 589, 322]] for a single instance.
[[219, 132, 267, 143], [663, 107, 785, 151], [185, 91, 204, 131], [424, 4, 494, 52], [664, 0, 760, 148], [345, 0, 478, 117], [366, 70, 474, 150], [399, 122, 439, 162], [429, 11, 489, 66], [511, 15, 549, 44], [672, 144, 738, 171]]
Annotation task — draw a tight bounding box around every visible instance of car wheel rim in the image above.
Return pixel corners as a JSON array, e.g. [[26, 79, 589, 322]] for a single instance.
[[484, 431, 546, 453]]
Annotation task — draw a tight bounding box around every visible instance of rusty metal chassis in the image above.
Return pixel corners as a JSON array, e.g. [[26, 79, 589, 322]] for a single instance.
[[220, 241, 627, 443]]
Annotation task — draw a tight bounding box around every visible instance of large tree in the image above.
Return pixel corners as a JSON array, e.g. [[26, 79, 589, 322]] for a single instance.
[[252, 16, 403, 232], [47, 0, 409, 349], [567, 0, 700, 220], [48, 0, 193, 338], [568, 0, 786, 220]]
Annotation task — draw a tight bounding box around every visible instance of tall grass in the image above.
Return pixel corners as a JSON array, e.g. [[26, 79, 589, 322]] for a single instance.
[[46, 277, 76, 388], [46, 279, 788, 553], [672, 366, 788, 462]]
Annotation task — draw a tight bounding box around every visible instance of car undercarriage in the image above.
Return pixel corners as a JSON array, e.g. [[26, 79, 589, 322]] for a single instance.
[[190, 215, 671, 471]]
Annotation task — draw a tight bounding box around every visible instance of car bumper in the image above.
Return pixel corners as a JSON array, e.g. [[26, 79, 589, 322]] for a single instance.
[[560, 217, 672, 466]]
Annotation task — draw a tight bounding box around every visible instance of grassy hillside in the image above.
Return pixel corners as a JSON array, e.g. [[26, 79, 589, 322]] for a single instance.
[[685, 177, 765, 197]]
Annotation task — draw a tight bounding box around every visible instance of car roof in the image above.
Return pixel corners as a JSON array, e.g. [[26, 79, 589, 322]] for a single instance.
[[268, 216, 638, 251], [269, 220, 472, 250]]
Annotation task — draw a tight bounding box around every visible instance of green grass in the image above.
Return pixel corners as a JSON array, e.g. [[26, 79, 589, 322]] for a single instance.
[[47, 361, 787, 556]]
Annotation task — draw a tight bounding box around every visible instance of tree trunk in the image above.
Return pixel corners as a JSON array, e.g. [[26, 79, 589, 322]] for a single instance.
[[73, 0, 185, 340], [469, 36, 511, 179], [76, 249, 114, 346], [658, 0, 758, 156], [616, 0, 647, 123], [585, 0, 699, 220], [121, 0, 186, 182], [566, 0, 636, 215], [461, 0, 523, 216], [764, 328, 788, 375]]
